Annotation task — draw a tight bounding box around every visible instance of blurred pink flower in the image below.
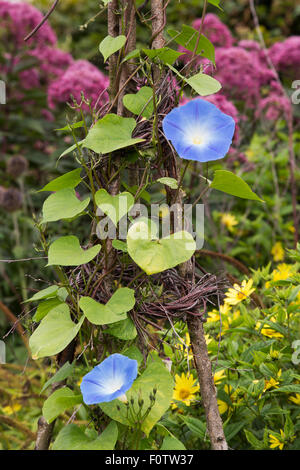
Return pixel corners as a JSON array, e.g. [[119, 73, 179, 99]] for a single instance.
[[193, 14, 234, 48], [0, 1, 56, 47], [47, 60, 109, 111], [269, 36, 300, 79]]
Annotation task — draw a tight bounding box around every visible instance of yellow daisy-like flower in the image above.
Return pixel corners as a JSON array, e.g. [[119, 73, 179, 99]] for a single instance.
[[269, 347, 280, 359], [220, 213, 238, 231], [224, 279, 255, 306], [271, 242, 284, 262], [172, 373, 200, 406], [2, 403, 22, 415], [289, 394, 300, 405], [271, 264, 293, 282], [269, 431, 285, 450], [257, 317, 284, 339], [207, 303, 231, 323], [214, 369, 226, 385], [217, 399, 228, 414], [263, 377, 279, 392], [207, 310, 220, 323], [220, 303, 232, 315]]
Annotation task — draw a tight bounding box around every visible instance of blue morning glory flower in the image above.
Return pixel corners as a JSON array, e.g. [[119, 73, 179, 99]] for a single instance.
[[80, 353, 138, 404], [162, 98, 235, 162]]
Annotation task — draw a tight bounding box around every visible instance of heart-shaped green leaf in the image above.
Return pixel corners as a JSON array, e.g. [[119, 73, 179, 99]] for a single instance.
[[42, 189, 90, 223], [83, 114, 144, 154], [186, 73, 221, 96], [143, 47, 183, 65], [95, 189, 134, 226], [41, 361, 74, 393], [29, 303, 84, 359], [33, 297, 65, 322], [43, 387, 82, 424], [25, 285, 59, 303], [127, 219, 196, 275], [53, 421, 118, 450], [47, 236, 101, 266], [210, 170, 264, 202], [39, 169, 82, 192], [79, 287, 135, 325], [123, 86, 154, 119], [99, 35, 126, 62], [106, 317, 137, 340], [168, 25, 215, 63], [100, 358, 173, 435], [156, 177, 178, 189]]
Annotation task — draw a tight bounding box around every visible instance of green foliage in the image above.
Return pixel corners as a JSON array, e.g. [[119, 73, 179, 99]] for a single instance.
[[29, 304, 84, 359], [53, 421, 118, 450], [99, 35, 127, 62], [83, 114, 144, 154], [47, 236, 101, 266], [79, 288, 135, 325], [95, 189, 134, 226], [100, 358, 173, 436], [127, 219, 196, 275], [123, 87, 154, 119], [42, 189, 90, 223], [210, 170, 264, 201]]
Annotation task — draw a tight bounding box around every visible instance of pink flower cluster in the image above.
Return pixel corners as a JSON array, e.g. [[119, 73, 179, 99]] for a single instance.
[[269, 36, 300, 78], [193, 13, 234, 48], [179, 14, 297, 123], [0, 1, 109, 113], [48, 60, 109, 111], [0, 1, 56, 47]]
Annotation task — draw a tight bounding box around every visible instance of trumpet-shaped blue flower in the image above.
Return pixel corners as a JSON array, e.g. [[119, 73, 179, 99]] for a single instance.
[[162, 98, 235, 162], [80, 353, 138, 404]]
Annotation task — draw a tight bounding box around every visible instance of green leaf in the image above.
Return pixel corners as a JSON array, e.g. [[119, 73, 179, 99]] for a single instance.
[[58, 141, 84, 160], [100, 358, 173, 435], [47, 236, 101, 266], [156, 177, 178, 189], [167, 25, 215, 63], [39, 169, 83, 192], [143, 47, 183, 65], [83, 114, 144, 154], [43, 387, 82, 424], [161, 436, 186, 450], [99, 35, 126, 62], [127, 219, 196, 275], [270, 385, 300, 393], [106, 317, 137, 340], [33, 298, 65, 322], [180, 416, 206, 439], [112, 240, 128, 252], [79, 287, 135, 325], [123, 87, 154, 119], [41, 361, 74, 393], [25, 285, 59, 303], [123, 345, 143, 365], [42, 189, 90, 223], [53, 421, 118, 450], [95, 189, 134, 226], [187, 73, 221, 96], [122, 49, 140, 63], [208, 0, 223, 10], [55, 121, 84, 132], [29, 303, 84, 359], [210, 170, 264, 202], [244, 429, 265, 450]]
